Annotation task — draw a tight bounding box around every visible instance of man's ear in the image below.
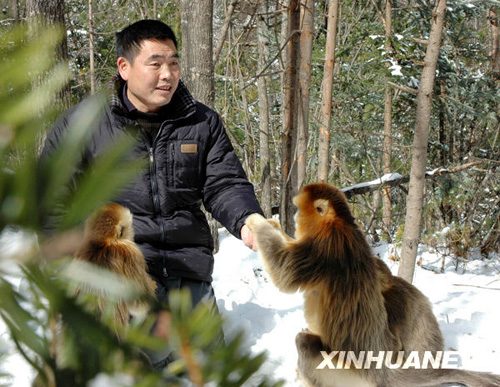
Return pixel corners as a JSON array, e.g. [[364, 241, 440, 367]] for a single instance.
[[117, 57, 130, 81]]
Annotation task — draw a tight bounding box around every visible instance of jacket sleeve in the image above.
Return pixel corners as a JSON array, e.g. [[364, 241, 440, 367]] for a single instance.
[[202, 111, 263, 239]]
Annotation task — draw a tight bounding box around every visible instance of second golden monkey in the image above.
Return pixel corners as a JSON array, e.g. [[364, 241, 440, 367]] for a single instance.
[[246, 183, 500, 387]]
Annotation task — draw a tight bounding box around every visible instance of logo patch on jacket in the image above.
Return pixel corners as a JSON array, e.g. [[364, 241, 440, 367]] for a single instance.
[[181, 144, 198, 153]]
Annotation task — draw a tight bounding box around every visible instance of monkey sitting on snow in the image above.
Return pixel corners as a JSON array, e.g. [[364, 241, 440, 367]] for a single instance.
[[245, 183, 500, 387], [73, 203, 157, 332]]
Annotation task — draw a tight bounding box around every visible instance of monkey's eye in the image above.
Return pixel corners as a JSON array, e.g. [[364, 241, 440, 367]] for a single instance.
[[118, 225, 124, 238], [316, 206, 324, 215]]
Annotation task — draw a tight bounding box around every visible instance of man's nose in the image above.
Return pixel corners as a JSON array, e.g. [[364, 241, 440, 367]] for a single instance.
[[160, 66, 171, 80]]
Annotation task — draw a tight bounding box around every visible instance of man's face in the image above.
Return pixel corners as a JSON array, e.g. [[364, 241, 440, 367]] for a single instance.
[[117, 38, 180, 113]]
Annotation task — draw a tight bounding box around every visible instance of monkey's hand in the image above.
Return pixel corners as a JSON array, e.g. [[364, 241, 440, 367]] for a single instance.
[[296, 331, 331, 385], [245, 213, 269, 231], [295, 330, 324, 354], [246, 214, 283, 233]]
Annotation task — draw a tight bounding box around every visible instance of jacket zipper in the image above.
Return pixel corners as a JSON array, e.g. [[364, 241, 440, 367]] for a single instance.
[[148, 147, 167, 243], [146, 115, 195, 278], [170, 142, 175, 186], [147, 136, 169, 277]]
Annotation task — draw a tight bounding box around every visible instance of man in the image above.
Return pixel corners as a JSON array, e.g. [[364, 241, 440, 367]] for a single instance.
[[41, 19, 263, 368]]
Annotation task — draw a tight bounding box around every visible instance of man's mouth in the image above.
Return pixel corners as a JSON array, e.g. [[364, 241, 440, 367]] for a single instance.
[[156, 85, 172, 91]]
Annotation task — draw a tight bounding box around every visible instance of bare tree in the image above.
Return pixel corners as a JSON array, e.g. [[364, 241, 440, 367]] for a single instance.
[[382, 0, 393, 236], [236, 43, 256, 181], [317, 0, 339, 183], [257, 0, 272, 218], [180, 0, 215, 108], [180, 0, 219, 253], [26, 0, 71, 108], [11, 0, 20, 22], [489, 8, 500, 75], [214, 0, 238, 65], [280, 0, 300, 234], [296, 0, 314, 190], [26, 0, 71, 155], [88, 0, 96, 94], [398, 0, 447, 283]]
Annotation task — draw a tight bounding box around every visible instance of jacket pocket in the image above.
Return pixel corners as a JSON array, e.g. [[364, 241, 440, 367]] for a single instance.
[[168, 140, 202, 189]]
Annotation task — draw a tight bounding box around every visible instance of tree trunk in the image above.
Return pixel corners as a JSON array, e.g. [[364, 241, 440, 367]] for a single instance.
[[180, 0, 220, 253], [26, 0, 71, 108], [280, 0, 300, 235], [88, 0, 96, 94], [26, 0, 71, 155], [296, 0, 314, 190], [236, 43, 255, 181], [214, 0, 238, 65], [257, 0, 272, 218], [317, 0, 339, 183], [180, 0, 215, 108], [489, 8, 500, 75], [382, 0, 393, 237], [11, 0, 20, 22], [398, 0, 447, 283]]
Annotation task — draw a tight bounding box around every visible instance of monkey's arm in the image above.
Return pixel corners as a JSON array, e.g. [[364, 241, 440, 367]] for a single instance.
[[266, 218, 294, 242], [246, 214, 310, 293]]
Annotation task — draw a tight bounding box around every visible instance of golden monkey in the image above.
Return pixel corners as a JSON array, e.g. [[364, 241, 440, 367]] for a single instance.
[[33, 204, 158, 386], [74, 203, 157, 331], [245, 183, 500, 387]]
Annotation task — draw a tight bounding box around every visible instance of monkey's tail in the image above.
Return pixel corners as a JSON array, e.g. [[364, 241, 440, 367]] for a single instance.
[[391, 368, 500, 387]]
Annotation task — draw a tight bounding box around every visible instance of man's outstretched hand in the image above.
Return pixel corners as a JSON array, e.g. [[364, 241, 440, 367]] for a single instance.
[[240, 224, 257, 251]]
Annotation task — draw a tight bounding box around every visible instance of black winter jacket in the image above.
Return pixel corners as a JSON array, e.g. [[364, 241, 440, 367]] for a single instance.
[[41, 77, 263, 282]]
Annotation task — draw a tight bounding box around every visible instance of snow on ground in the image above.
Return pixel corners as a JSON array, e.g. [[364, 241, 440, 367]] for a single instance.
[[1, 227, 500, 386], [213, 229, 500, 385]]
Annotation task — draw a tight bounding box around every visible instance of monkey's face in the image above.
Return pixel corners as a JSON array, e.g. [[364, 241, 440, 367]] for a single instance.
[[117, 207, 134, 241], [293, 190, 336, 241], [85, 204, 135, 242]]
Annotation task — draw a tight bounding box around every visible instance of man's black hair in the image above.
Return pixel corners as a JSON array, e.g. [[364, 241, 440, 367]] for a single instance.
[[116, 19, 178, 62]]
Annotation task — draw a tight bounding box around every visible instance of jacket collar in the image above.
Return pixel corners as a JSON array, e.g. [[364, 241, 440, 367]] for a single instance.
[[109, 74, 196, 122]]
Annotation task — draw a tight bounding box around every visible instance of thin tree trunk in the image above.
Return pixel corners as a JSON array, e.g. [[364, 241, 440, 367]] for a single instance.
[[280, 0, 300, 235], [236, 43, 255, 181], [11, 0, 20, 22], [214, 0, 238, 65], [180, 0, 219, 253], [88, 0, 96, 95], [297, 0, 314, 190], [180, 0, 215, 108], [257, 0, 272, 218], [26, 0, 71, 155], [489, 8, 500, 75], [398, 0, 447, 283], [382, 0, 393, 236], [26, 0, 71, 108], [317, 0, 339, 183]]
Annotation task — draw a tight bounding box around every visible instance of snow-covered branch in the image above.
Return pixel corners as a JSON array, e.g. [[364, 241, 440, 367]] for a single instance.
[[342, 160, 484, 199]]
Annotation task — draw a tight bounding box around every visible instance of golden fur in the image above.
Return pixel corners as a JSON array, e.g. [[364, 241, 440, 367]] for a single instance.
[[74, 203, 156, 331], [246, 183, 500, 387]]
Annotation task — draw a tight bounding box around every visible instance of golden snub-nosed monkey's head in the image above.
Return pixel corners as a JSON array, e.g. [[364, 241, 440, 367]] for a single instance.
[[293, 183, 355, 241], [85, 203, 134, 243]]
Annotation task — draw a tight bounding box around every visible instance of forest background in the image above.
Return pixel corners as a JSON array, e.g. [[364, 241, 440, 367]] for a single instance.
[[0, 0, 499, 385], [1, 0, 499, 267]]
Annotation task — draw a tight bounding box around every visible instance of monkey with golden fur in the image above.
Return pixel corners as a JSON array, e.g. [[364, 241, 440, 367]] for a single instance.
[[74, 203, 157, 331], [34, 204, 159, 386], [245, 183, 500, 387]]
